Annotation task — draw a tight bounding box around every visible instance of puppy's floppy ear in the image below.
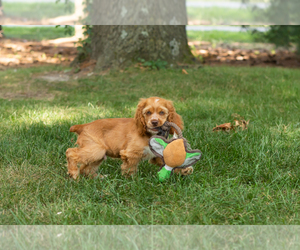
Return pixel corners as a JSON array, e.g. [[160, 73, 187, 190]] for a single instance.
[[166, 100, 184, 134], [134, 98, 147, 135]]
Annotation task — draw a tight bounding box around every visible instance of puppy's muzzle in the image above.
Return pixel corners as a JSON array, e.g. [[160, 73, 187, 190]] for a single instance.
[[151, 120, 159, 127]]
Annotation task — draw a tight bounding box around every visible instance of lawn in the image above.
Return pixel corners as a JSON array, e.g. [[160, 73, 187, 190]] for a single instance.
[[0, 65, 300, 225], [187, 29, 266, 44], [3, 26, 266, 44], [2, 1, 265, 25], [187, 7, 257, 25], [2, 2, 74, 20], [2, 26, 75, 41]]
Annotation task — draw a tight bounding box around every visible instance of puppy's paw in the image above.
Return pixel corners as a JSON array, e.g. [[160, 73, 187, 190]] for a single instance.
[[149, 157, 164, 167], [68, 171, 79, 180], [174, 166, 194, 176]]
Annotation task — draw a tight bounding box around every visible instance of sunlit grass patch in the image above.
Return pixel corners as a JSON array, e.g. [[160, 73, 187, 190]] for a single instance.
[[2, 2, 74, 21], [187, 7, 254, 25], [187, 30, 255, 44], [2, 26, 75, 41], [1, 65, 300, 225]]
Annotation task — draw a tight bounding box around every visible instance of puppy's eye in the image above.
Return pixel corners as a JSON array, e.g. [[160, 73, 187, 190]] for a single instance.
[[146, 111, 152, 115], [159, 111, 165, 115]]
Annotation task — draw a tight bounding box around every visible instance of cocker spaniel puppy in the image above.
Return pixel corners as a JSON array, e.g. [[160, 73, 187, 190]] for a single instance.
[[66, 97, 192, 179]]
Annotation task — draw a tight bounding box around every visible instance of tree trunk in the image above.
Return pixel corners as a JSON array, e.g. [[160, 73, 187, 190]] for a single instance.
[[89, 0, 192, 70], [91, 25, 193, 70], [91, 0, 187, 25]]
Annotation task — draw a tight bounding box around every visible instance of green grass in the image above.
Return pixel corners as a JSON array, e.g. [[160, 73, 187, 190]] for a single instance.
[[187, 30, 265, 44], [187, 29, 268, 46], [2, 2, 265, 25], [187, 7, 255, 25], [187, 0, 265, 2], [3, 26, 265, 44], [187, 0, 229, 1], [2, 2, 74, 20], [2, 26, 75, 41], [3, 2, 262, 25], [1, 65, 300, 225]]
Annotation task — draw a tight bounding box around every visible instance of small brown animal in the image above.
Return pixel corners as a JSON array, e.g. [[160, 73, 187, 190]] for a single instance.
[[66, 97, 192, 179]]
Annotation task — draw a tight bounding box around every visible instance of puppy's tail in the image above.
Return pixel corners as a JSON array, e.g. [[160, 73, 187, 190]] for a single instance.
[[70, 124, 84, 134]]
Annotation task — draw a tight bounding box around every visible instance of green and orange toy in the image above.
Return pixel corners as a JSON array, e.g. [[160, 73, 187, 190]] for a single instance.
[[149, 121, 202, 182]]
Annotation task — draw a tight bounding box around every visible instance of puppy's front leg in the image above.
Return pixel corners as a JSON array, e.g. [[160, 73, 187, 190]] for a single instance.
[[66, 148, 80, 179], [149, 157, 164, 168], [151, 157, 193, 176], [120, 150, 142, 177], [173, 166, 194, 176]]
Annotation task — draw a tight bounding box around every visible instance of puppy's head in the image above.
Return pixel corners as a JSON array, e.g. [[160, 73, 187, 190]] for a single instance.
[[134, 97, 184, 135]]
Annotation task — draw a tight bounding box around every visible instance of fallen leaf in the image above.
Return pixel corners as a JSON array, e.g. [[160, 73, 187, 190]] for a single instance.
[[234, 120, 250, 130], [80, 60, 96, 70], [199, 49, 208, 55], [0, 57, 20, 65], [213, 120, 250, 132], [182, 69, 188, 74], [213, 123, 232, 132], [234, 120, 240, 127]]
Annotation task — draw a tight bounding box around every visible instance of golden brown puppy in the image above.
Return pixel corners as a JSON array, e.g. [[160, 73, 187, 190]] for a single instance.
[[66, 97, 192, 179]]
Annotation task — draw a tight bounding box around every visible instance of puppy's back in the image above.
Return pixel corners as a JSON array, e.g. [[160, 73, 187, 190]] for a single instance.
[[69, 118, 134, 135]]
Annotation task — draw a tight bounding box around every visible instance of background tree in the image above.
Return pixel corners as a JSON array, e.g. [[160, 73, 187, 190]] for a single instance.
[[264, 25, 300, 52], [91, 25, 193, 70], [246, 0, 300, 52], [88, 0, 194, 70]]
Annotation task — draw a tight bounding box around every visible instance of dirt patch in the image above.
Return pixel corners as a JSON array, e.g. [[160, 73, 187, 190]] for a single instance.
[[189, 41, 300, 68], [0, 37, 99, 78], [38, 74, 70, 82], [1, 38, 300, 71], [0, 38, 77, 70], [0, 91, 55, 100]]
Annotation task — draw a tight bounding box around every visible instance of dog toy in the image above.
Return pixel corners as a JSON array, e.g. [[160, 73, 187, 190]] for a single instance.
[[149, 121, 202, 182]]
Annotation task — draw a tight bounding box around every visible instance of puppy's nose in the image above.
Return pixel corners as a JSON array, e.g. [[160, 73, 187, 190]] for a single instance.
[[151, 120, 159, 127]]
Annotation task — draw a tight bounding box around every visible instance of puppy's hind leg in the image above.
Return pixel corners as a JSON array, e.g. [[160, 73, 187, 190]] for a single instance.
[[77, 147, 106, 179], [66, 146, 106, 179], [80, 158, 105, 179]]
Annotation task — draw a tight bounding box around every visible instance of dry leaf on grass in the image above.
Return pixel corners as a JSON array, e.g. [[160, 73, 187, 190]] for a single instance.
[[182, 69, 188, 74], [213, 120, 250, 132], [212, 123, 233, 132], [234, 120, 250, 130], [79, 60, 96, 70]]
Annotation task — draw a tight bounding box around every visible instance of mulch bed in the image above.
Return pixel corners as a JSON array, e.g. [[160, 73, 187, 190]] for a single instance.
[[189, 41, 300, 68], [0, 38, 299, 71], [0, 38, 77, 70]]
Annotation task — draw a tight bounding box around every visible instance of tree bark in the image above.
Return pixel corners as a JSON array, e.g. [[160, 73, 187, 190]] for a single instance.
[[91, 25, 193, 70], [91, 0, 187, 25]]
